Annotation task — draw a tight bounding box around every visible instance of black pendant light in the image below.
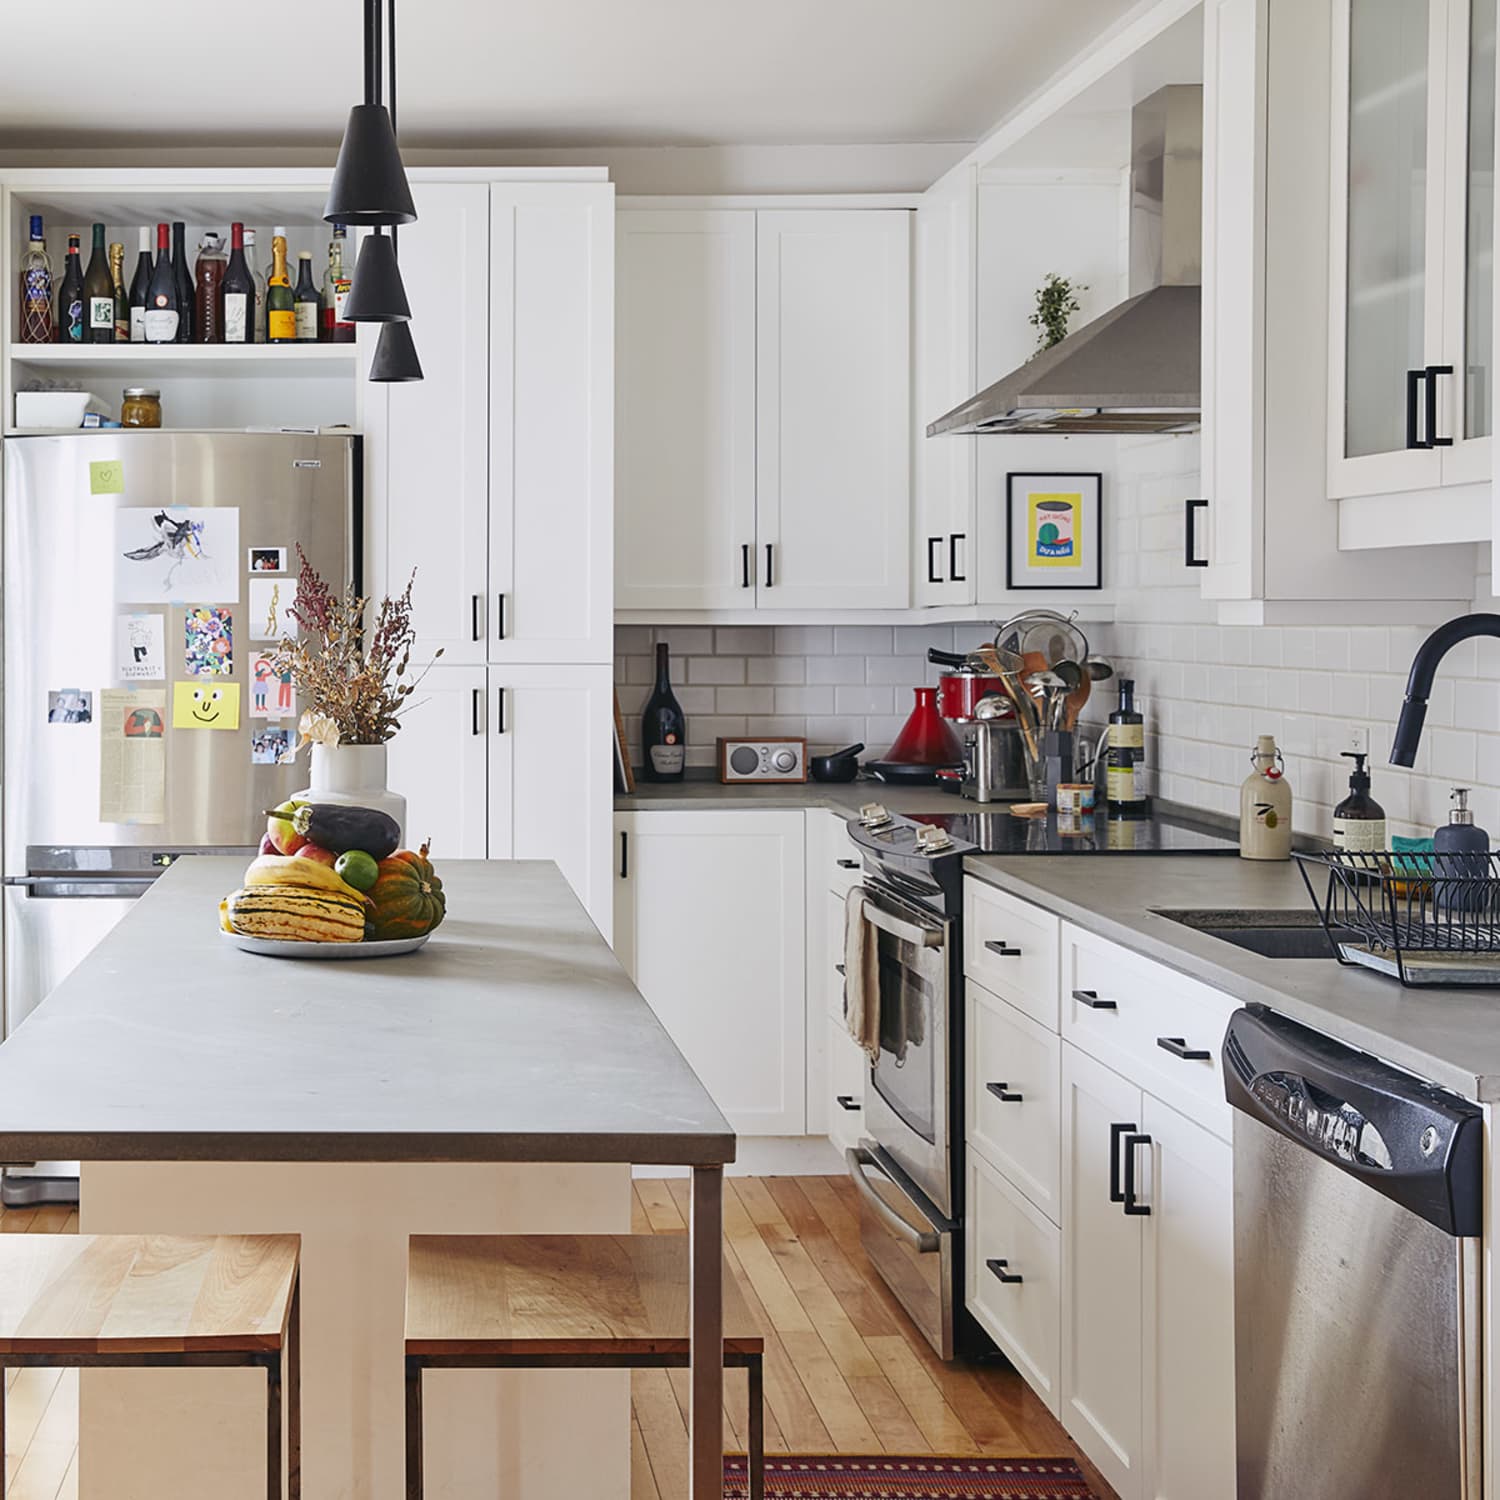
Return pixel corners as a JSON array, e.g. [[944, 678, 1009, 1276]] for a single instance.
[[370, 313, 424, 382], [342, 231, 411, 323], [325, 0, 415, 226]]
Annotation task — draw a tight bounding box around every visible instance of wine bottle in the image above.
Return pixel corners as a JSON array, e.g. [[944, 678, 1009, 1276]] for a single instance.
[[194, 231, 227, 343], [109, 241, 128, 342], [57, 233, 84, 343], [293, 251, 320, 341], [641, 643, 687, 782], [244, 228, 267, 343], [267, 234, 296, 344], [221, 223, 255, 345], [18, 215, 52, 344], [143, 223, 179, 344], [127, 227, 153, 342], [170, 222, 194, 343], [83, 224, 114, 343], [1105, 678, 1147, 811], [323, 224, 353, 342]]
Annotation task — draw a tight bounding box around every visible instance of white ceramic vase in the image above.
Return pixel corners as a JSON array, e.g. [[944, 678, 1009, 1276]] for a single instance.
[[296, 743, 407, 842]]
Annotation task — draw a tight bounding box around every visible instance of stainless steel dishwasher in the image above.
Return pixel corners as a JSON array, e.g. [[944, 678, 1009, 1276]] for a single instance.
[[1223, 1006, 1483, 1500]]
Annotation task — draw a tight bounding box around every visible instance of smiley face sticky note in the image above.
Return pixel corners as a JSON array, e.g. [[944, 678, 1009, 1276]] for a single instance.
[[172, 681, 240, 731]]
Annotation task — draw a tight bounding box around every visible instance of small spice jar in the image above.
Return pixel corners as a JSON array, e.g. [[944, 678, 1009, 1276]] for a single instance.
[[120, 388, 162, 428]]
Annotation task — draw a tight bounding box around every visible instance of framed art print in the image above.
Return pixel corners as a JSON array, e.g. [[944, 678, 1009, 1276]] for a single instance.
[[1005, 472, 1102, 590]]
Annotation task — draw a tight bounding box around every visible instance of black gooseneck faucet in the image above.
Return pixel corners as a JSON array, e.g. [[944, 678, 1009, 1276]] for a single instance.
[[1391, 613, 1500, 766]]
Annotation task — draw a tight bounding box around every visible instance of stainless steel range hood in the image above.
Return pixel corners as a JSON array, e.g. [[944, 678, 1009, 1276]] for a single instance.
[[928, 84, 1202, 437]]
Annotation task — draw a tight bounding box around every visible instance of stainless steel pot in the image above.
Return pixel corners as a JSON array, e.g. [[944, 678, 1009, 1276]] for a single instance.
[[960, 719, 1031, 802]]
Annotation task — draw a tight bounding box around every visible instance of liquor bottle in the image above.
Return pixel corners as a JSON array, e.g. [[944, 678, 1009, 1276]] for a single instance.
[[194, 231, 227, 343], [1105, 677, 1147, 811], [57, 233, 84, 343], [267, 234, 296, 344], [109, 241, 128, 342], [641, 643, 687, 782], [83, 224, 114, 343], [143, 223, 180, 344], [170, 222, 194, 343], [293, 251, 320, 341], [18, 215, 52, 344], [127, 228, 153, 342], [221, 224, 255, 345], [322, 224, 353, 342], [244, 228, 266, 342]]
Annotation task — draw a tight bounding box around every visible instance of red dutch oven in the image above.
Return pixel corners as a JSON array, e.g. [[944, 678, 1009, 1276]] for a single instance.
[[928, 648, 1006, 722]]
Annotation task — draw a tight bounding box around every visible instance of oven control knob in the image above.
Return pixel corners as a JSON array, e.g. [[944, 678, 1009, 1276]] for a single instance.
[[771, 748, 797, 773]]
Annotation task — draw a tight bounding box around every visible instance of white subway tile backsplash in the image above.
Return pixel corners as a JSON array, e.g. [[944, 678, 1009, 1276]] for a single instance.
[[687, 656, 746, 685], [716, 686, 776, 715], [747, 656, 806, 685], [773, 626, 834, 654], [773, 685, 836, 716], [833, 626, 894, 656], [806, 656, 856, 685], [713, 626, 774, 655], [834, 684, 895, 717]]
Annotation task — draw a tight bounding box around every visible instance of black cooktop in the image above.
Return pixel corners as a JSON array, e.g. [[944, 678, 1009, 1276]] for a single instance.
[[904, 806, 1241, 856]]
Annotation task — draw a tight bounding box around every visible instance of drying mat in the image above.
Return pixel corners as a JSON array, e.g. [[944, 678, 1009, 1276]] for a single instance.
[[724, 1455, 1096, 1498]]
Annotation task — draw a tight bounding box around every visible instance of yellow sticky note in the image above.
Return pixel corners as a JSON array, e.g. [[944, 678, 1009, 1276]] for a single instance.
[[172, 681, 240, 731], [89, 460, 124, 495]]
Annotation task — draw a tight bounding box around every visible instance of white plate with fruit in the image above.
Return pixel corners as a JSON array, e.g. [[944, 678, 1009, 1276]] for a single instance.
[[220, 801, 446, 958]]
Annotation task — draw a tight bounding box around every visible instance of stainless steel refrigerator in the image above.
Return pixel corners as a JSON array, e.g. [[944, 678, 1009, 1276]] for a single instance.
[[1, 430, 360, 1204]]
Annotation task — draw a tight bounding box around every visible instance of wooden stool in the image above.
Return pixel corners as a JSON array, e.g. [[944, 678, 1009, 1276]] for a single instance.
[[0, 1234, 300, 1500], [404, 1234, 764, 1500]]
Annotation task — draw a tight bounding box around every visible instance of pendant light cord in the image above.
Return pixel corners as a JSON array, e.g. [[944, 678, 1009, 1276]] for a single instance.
[[388, 0, 399, 258], [365, 0, 383, 107]]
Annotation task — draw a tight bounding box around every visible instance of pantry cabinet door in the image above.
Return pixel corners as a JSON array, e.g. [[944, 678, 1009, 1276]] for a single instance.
[[755, 210, 911, 609], [374, 182, 490, 663], [612, 810, 806, 1135], [386, 664, 489, 859], [489, 184, 614, 665], [1141, 1095, 1236, 1500], [1061, 1043, 1145, 1500], [487, 664, 613, 939], [616, 210, 758, 610]]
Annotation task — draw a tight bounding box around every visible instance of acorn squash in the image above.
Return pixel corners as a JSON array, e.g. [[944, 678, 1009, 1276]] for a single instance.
[[368, 842, 446, 940]]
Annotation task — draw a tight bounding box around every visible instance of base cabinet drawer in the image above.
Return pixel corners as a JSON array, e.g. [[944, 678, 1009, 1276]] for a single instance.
[[828, 1017, 868, 1156], [967, 980, 1061, 1224], [964, 880, 1060, 1028], [966, 1150, 1061, 1417]]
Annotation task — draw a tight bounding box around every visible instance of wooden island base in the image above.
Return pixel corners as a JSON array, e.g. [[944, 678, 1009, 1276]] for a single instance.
[[77, 1160, 632, 1500]]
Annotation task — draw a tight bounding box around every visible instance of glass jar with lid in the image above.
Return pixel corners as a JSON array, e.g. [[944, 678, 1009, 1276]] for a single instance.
[[120, 388, 162, 428]]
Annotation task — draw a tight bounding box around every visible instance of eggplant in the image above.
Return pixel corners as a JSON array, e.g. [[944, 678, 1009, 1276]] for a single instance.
[[287, 803, 401, 860]]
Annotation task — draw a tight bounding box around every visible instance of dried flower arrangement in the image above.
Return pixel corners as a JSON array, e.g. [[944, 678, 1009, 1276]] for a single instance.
[[269, 545, 440, 750]]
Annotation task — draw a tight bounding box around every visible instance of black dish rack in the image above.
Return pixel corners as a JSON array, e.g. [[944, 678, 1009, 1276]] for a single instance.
[[1295, 850, 1500, 988]]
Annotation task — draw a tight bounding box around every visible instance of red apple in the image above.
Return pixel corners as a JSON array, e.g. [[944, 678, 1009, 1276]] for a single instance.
[[258, 833, 278, 855], [266, 799, 308, 855], [295, 843, 337, 867]]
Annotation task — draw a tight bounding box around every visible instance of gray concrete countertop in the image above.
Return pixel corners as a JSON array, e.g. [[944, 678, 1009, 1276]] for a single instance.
[[618, 774, 963, 817], [0, 858, 735, 1166], [964, 853, 1500, 1102]]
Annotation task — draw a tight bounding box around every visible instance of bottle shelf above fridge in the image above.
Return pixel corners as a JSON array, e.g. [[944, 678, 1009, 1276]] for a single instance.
[[10, 343, 357, 367]]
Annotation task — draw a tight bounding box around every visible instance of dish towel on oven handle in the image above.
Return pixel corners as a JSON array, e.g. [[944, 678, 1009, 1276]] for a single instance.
[[843, 887, 927, 1066]]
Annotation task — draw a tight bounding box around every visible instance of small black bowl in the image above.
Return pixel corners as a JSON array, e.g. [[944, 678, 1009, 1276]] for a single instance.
[[810, 743, 864, 783]]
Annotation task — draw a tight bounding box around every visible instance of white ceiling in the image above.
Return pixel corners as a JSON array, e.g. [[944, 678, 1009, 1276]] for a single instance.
[[0, 0, 1143, 151]]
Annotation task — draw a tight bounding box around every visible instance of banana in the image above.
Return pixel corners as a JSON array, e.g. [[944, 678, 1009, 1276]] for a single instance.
[[245, 854, 362, 901]]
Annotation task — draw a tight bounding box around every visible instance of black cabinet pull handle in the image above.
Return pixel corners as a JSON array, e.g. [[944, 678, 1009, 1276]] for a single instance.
[[837, 858, 860, 869], [496, 593, 506, 641], [619, 830, 628, 879], [1109, 1120, 1136, 1204], [471, 686, 483, 736], [1427, 364, 1454, 447], [986, 1081, 1023, 1103], [1072, 988, 1117, 1010], [834, 963, 846, 976], [835, 1095, 861, 1112], [984, 940, 1021, 957], [496, 687, 505, 735], [471, 594, 482, 642], [1157, 1036, 1211, 1061], [986, 1258, 1023, 1285], [1184, 498, 1208, 567], [948, 532, 966, 582], [1407, 367, 1428, 449], [926, 536, 943, 584], [741, 544, 752, 589], [1123, 1132, 1152, 1216], [764, 543, 774, 588]]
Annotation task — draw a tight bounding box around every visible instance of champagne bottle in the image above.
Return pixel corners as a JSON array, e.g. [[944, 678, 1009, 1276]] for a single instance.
[[143, 223, 179, 344], [1105, 678, 1146, 811], [170, 222, 194, 343], [83, 224, 114, 343], [127, 228, 153, 342], [18, 215, 52, 344], [641, 643, 687, 782], [221, 224, 255, 345], [57, 233, 84, 343], [109, 241, 128, 341], [293, 251, 320, 341], [267, 234, 296, 344]]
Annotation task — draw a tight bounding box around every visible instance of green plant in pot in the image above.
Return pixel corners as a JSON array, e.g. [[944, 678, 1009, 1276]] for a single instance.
[[1029, 272, 1087, 355]]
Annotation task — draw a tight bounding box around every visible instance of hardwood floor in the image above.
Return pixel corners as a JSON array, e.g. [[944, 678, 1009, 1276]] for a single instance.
[[0, 1182, 1113, 1500]]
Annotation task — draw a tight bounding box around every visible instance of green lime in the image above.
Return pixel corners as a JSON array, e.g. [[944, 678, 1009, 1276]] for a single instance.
[[335, 850, 380, 892]]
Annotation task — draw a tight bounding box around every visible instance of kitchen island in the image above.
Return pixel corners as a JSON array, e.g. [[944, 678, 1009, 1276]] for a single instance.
[[0, 858, 734, 1500]]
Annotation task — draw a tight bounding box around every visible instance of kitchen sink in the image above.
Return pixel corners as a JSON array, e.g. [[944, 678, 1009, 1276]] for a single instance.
[[1154, 908, 1355, 960]]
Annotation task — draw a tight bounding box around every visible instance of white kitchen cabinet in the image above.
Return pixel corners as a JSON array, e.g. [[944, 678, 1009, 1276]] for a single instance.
[[615, 210, 757, 610], [487, 664, 614, 938], [489, 184, 614, 664], [386, 664, 489, 859], [613, 810, 806, 1135], [1061, 1043, 1146, 1500], [827, 1018, 868, 1158], [755, 210, 912, 609], [1141, 1094, 1236, 1500], [913, 172, 978, 606]]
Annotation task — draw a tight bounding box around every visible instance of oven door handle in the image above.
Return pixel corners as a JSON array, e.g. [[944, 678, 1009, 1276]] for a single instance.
[[857, 893, 946, 948], [845, 1147, 941, 1253]]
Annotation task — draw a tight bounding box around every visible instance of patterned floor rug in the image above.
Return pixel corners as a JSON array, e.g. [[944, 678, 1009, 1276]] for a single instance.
[[723, 1455, 1096, 1498]]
